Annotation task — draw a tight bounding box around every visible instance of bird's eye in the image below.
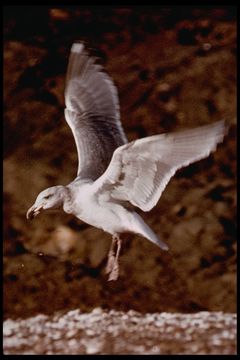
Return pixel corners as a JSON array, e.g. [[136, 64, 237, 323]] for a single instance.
[[45, 195, 52, 199]]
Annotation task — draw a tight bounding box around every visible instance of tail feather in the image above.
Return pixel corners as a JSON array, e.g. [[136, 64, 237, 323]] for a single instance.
[[132, 212, 169, 250]]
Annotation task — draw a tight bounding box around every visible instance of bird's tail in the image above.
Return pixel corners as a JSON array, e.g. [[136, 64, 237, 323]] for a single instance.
[[132, 212, 169, 250]]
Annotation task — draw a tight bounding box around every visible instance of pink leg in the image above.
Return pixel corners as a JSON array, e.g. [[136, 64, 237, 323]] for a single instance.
[[107, 234, 122, 281], [105, 235, 117, 275]]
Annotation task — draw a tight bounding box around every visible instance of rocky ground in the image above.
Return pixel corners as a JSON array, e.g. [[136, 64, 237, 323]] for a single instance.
[[3, 308, 237, 355], [3, 6, 236, 355]]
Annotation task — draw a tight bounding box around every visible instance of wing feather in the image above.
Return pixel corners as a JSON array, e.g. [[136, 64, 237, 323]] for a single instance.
[[93, 121, 227, 211], [64, 43, 127, 180]]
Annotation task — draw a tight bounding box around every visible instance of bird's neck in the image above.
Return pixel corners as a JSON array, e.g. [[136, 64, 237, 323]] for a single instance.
[[62, 186, 73, 214]]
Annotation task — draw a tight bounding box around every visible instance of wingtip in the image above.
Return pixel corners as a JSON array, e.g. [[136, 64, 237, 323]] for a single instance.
[[217, 119, 227, 130], [215, 119, 229, 140], [222, 119, 229, 136], [71, 42, 84, 54]]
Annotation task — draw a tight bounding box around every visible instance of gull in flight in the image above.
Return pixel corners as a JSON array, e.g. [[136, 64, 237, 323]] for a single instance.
[[27, 43, 226, 281]]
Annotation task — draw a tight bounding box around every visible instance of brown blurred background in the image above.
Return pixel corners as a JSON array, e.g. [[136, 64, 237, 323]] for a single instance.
[[3, 6, 236, 320]]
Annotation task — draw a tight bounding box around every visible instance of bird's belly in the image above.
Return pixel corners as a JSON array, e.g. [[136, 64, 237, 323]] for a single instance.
[[68, 182, 132, 234], [74, 199, 128, 234]]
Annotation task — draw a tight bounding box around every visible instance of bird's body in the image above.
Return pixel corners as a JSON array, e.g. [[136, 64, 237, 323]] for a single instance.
[[64, 179, 167, 249], [65, 180, 126, 234], [27, 42, 227, 280]]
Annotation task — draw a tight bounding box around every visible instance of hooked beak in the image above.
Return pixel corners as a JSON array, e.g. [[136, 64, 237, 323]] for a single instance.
[[26, 204, 43, 220]]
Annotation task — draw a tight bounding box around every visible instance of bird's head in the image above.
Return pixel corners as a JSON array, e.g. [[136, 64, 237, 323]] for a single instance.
[[26, 186, 65, 220]]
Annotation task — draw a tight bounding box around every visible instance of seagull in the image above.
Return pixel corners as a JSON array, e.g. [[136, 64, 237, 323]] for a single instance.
[[26, 43, 227, 281]]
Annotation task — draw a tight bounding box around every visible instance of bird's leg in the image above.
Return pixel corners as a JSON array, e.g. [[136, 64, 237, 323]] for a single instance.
[[105, 235, 117, 275], [107, 234, 122, 282]]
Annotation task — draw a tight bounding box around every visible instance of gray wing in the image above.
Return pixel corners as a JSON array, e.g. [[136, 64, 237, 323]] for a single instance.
[[93, 121, 227, 211], [64, 43, 127, 180]]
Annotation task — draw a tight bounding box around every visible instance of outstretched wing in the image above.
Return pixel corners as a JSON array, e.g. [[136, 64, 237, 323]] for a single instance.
[[93, 121, 227, 211], [64, 43, 127, 180]]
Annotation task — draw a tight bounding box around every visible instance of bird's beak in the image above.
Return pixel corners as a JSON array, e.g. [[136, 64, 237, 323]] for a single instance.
[[26, 204, 43, 220]]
